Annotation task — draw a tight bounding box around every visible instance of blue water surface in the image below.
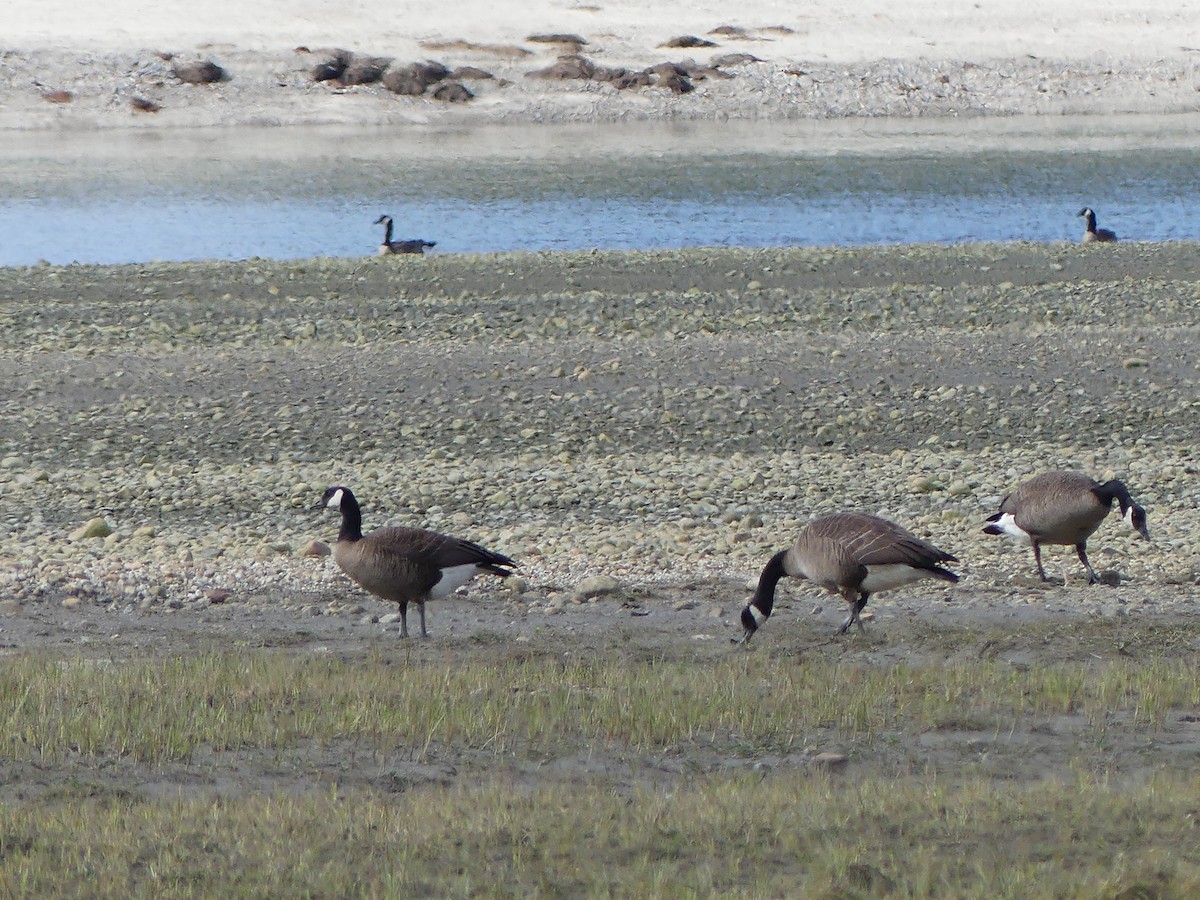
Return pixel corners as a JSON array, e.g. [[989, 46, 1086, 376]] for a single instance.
[[2, 116, 1198, 265]]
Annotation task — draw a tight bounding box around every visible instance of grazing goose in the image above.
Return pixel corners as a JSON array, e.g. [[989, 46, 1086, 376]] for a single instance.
[[1078, 207, 1117, 243], [315, 486, 515, 637], [983, 471, 1148, 583], [374, 214, 436, 255], [735, 512, 959, 643]]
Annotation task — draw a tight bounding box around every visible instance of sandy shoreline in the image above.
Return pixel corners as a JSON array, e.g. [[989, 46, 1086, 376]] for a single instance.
[[3, 1, 1199, 130]]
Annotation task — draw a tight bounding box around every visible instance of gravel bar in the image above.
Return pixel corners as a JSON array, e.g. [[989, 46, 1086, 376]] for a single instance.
[[1, 243, 1197, 632]]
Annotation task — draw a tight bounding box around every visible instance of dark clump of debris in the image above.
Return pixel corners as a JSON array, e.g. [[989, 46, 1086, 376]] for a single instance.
[[527, 53, 735, 93], [172, 60, 226, 85]]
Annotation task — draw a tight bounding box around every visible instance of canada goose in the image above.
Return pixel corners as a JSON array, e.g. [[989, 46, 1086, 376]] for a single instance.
[[315, 486, 515, 637], [983, 471, 1149, 583], [374, 214, 436, 255], [1078, 207, 1117, 243], [735, 512, 959, 643]]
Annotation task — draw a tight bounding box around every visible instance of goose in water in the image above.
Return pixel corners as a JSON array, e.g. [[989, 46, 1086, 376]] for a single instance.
[[374, 214, 437, 255], [1078, 207, 1117, 243]]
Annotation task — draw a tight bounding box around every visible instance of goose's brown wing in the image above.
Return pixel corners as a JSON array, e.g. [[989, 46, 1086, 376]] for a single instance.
[[1000, 472, 1107, 539], [810, 512, 957, 567]]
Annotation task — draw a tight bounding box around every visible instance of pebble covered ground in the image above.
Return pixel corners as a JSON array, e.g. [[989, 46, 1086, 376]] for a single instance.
[[0, 242, 1197, 650]]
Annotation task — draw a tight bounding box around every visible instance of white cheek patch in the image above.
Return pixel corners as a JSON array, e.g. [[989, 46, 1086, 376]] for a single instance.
[[1123, 506, 1135, 527], [749, 605, 767, 625], [430, 564, 482, 599], [326, 488, 344, 509], [861, 564, 927, 593], [992, 513, 1033, 545]]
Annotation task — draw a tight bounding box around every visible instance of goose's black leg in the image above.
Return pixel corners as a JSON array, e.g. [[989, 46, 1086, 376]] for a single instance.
[[1076, 542, 1100, 584], [835, 591, 870, 635], [1032, 542, 1050, 581]]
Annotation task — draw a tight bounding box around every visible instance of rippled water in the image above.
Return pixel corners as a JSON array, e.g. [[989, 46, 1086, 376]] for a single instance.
[[2, 115, 1199, 265]]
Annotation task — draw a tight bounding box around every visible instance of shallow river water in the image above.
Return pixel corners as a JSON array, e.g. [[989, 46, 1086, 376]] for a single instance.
[[2, 114, 1199, 266]]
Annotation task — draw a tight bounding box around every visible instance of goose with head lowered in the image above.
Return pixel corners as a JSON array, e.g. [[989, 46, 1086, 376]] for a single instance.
[[374, 214, 436, 255], [983, 470, 1148, 584], [315, 486, 516, 637], [735, 512, 959, 643]]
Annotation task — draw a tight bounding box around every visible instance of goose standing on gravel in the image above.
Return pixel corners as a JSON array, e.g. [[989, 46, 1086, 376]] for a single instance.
[[983, 471, 1148, 584], [1078, 207, 1117, 243], [315, 486, 516, 637], [374, 214, 437, 255], [735, 512, 960, 643]]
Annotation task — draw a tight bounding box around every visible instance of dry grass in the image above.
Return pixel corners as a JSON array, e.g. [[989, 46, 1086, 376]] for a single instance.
[[2, 771, 1200, 896], [1, 650, 1198, 764], [5, 649, 1200, 761], [1, 644, 1199, 895]]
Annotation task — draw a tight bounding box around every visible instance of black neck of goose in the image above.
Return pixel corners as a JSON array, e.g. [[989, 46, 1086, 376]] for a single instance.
[[750, 551, 788, 620], [382, 218, 393, 244], [1084, 211, 1097, 232], [338, 492, 364, 542], [1095, 479, 1132, 512]]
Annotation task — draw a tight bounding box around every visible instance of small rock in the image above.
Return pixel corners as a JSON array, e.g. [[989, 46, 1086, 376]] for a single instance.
[[432, 81, 473, 103], [572, 574, 622, 599], [451, 66, 494, 80], [527, 54, 595, 81], [660, 36, 718, 49], [71, 518, 113, 540], [379, 612, 403, 625], [705, 604, 725, 618], [312, 59, 347, 82], [657, 72, 694, 93], [947, 480, 972, 497], [711, 53, 761, 66], [674, 599, 697, 611], [908, 474, 941, 492], [339, 56, 389, 85], [301, 540, 331, 558], [526, 33, 588, 46], [173, 60, 226, 84], [204, 589, 232, 604], [812, 751, 849, 770]]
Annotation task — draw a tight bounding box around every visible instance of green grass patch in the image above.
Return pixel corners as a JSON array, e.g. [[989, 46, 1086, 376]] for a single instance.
[[0, 648, 1198, 895], [2, 772, 1200, 897], [0, 650, 1196, 763]]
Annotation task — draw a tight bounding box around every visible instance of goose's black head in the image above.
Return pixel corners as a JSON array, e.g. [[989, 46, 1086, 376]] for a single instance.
[[733, 605, 760, 644], [1124, 502, 1150, 541], [314, 486, 350, 511], [374, 214, 392, 226]]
